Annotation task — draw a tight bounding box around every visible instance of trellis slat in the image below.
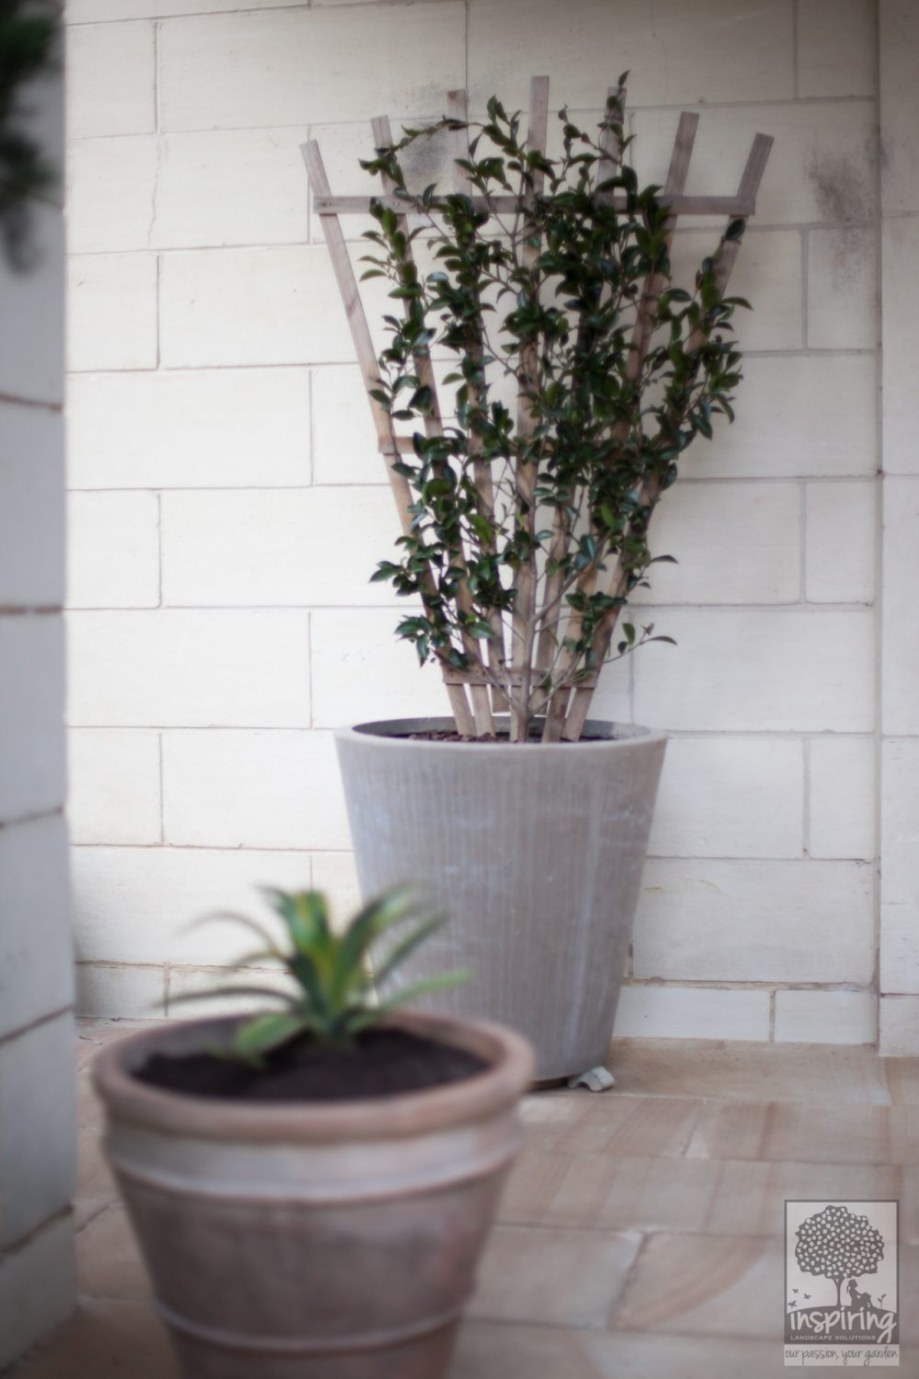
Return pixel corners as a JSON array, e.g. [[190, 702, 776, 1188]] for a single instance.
[[444, 88, 510, 723], [314, 193, 756, 217], [507, 76, 551, 739], [372, 110, 494, 737], [535, 80, 628, 688], [302, 136, 477, 736], [559, 129, 774, 743], [543, 106, 699, 740]]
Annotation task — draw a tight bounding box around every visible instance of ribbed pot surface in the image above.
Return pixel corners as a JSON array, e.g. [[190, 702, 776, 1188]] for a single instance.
[[336, 719, 666, 1082], [93, 1013, 533, 1379]]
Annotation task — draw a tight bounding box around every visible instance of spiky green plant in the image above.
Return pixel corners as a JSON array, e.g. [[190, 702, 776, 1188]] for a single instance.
[[182, 886, 469, 1066]]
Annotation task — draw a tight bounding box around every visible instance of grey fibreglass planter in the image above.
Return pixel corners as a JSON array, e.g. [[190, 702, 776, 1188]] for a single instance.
[[335, 719, 666, 1083]]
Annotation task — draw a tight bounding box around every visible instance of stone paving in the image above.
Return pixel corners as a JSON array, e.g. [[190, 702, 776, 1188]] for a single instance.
[[7, 1023, 919, 1378]]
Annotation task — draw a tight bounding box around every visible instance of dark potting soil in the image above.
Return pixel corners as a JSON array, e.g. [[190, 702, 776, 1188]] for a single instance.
[[402, 729, 613, 743], [134, 1027, 488, 1104]]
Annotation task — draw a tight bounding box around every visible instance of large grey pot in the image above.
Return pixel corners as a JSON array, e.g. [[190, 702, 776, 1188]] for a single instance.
[[93, 1012, 533, 1379], [335, 718, 667, 1083]]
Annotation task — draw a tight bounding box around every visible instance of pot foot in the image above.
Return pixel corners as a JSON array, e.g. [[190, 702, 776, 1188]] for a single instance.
[[566, 1065, 616, 1093]]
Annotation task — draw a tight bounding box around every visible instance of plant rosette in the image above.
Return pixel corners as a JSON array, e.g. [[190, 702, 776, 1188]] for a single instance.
[[92, 889, 534, 1379]]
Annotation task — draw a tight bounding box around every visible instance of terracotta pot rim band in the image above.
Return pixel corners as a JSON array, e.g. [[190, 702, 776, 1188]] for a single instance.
[[93, 1012, 535, 1143], [156, 1296, 466, 1355], [109, 1133, 520, 1206]]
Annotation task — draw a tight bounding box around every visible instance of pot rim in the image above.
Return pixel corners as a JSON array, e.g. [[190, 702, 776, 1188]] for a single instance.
[[92, 1010, 534, 1145], [335, 717, 667, 752]]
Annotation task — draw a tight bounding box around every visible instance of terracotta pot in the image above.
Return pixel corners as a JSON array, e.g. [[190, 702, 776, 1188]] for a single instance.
[[93, 1012, 533, 1379], [335, 718, 666, 1083]]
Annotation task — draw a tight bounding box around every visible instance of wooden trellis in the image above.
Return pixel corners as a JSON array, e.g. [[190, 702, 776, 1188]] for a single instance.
[[302, 77, 773, 740]]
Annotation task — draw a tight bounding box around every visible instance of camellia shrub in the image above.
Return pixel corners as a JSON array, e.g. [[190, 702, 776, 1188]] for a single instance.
[[360, 85, 750, 742]]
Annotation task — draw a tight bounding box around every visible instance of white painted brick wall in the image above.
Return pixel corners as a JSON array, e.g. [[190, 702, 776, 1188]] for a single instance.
[[67, 0, 294, 21], [72, 846, 313, 966], [634, 859, 874, 985], [68, 369, 310, 489], [807, 227, 878, 350], [152, 129, 311, 249], [466, 0, 794, 110], [809, 736, 876, 860], [692, 355, 877, 480], [774, 989, 877, 1045], [634, 482, 801, 605], [805, 482, 877, 604], [879, 737, 919, 995], [878, 995, 919, 1057], [67, 492, 160, 608], [157, 7, 466, 130], [165, 965, 276, 1020], [68, 253, 158, 372], [880, 1, 919, 1049], [672, 229, 805, 353], [159, 247, 357, 367], [66, 135, 158, 255], [68, 729, 162, 845], [161, 487, 400, 607], [614, 986, 772, 1042], [64, 0, 894, 1051], [633, 100, 876, 227], [66, 21, 155, 139], [312, 365, 382, 487], [633, 610, 875, 734], [310, 609, 447, 728], [161, 729, 350, 849], [68, 609, 311, 726], [647, 737, 803, 860], [881, 220, 919, 474], [75, 963, 165, 1021], [310, 851, 363, 923], [796, 1, 876, 99], [881, 477, 919, 737]]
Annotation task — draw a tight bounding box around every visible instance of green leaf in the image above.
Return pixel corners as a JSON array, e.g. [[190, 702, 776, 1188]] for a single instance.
[[338, 886, 421, 975], [169, 984, 300, 1009], [372, 914, 446, 990], [183, 911, 282, 959], [378, 968, 472, 1012], [229, 1012, 308, 1066]]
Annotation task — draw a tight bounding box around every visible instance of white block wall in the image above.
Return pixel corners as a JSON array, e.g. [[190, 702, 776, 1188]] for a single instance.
[[0, 54, 76, 1369], [878, 0, 919, 1055], [65, 0, 897, 1048]]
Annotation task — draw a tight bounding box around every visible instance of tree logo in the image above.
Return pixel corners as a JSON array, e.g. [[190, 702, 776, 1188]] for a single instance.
[[785, 1200, 899, 1367]]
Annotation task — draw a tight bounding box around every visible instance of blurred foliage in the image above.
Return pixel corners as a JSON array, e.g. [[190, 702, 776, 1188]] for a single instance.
[[0, 0, 58, 270]]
